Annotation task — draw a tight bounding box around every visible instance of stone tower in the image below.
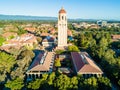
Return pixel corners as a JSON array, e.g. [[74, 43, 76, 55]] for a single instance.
[[58, 7, 67, 47]]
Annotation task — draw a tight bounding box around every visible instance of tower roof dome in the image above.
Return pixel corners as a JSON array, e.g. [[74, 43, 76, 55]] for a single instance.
[[59, 7, 66, 14]]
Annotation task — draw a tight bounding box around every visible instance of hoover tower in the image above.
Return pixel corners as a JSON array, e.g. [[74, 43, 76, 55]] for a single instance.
[[58, 7, 67, 47]]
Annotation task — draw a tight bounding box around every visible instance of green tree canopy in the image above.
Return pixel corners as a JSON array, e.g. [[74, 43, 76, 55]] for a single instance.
[[82, 77, 98, 90], [54, 58, 61, 67], [0, 51, 16, 73], [48, 72, 56, 85], [68, 45, 80, 52], [0, 36, 5, 46], [97, 77, 112, 90], [16, 26, 27, 36], [5, 78, 24, 90], [10, 49, 35, 79], [54, 74, 71, 90], [70, 76, 78, 89], [27, 79, 42, 90]]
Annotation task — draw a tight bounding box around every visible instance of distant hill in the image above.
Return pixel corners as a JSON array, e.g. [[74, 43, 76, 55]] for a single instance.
[[0, 14, 57, 21], [0, 14, 120, 22]]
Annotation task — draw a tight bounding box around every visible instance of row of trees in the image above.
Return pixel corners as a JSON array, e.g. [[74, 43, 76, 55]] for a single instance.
[[7, 73, 112, 90], [4, 72, 111, 90]]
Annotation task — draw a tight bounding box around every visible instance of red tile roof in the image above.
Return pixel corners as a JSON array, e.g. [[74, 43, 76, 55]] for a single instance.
[[1, 33, 37, 52], [2, 32, 17, 38], [67, 30, 72, 36], [111, 35, 120, 39], [40, 33, 49, 36], [29, 53, 44, 69], [24, 27, 36, 32], [59, 7, 66, 14], [28, 52, 54, 72], [71, 52, 103, 74]]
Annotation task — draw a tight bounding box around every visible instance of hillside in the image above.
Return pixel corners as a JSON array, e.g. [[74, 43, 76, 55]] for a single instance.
[[0, 14, 57, 20]]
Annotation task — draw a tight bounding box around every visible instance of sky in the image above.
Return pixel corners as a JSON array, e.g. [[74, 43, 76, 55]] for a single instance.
[[0, 0, 120, 20]]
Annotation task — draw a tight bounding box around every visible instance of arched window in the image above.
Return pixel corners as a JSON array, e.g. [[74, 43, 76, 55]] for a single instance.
[[59, 15, 60, 20], [62, 16, 64, 20]]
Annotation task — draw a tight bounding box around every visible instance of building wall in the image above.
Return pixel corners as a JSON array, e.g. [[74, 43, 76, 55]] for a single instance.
[[42, 42, 54, 47]]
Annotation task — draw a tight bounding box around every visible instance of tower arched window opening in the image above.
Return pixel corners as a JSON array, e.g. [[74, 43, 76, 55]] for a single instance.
[[62, 16, 64, 20], [59, 15, 60, 20]]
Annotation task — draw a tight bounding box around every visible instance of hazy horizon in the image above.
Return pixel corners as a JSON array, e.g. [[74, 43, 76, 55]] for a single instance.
[[0, 14, 120, 21]]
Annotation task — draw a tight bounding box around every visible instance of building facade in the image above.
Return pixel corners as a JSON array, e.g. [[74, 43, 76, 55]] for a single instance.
[[97, 20, 107, 27], [42, 35, 56, 47], [58, 7, 67, 47]]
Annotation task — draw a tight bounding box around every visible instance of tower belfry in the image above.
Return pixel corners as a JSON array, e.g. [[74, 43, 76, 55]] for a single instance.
[[58, 7, 67, 47]]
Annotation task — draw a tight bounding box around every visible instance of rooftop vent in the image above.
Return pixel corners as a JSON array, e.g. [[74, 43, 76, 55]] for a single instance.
[[40, 52, 47, 64], [81, 54, 88, 64]]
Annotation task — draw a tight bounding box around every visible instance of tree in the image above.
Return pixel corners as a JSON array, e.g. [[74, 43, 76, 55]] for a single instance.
[[27, 79, 42, 90], [101, 49, 115, 65], [0, 51, 16, 73], [77, 33, 89, 48], [0, 36, 5, 46], [10, 49, 35, 79], [99, 37, 108, 50], [100, 49, 120, 88], [78, 33, 85, 47], [68, 24, 74, 30], [89, 39, 96, 48], [42, 73, 48, 80], [9, 46, 26, 58], [77, 74, 84, 88], [111, 41, 120, 49], [68, 45, 79, 52], [36, 37, 42, 43], [54, 58, 61, 67], [0, 72, 6, 82], [17, 26, 27, 36], [10, 68, 25, 80], [82, 77, 98, 90], [54, 74, 71, 90], [20, 49, 35, 59], [94, 37, 109, 60], [20, 49, 35, 67], [118, 80, 120, 86], [9, 47, 21, 58], [70, 76, 78, 89], [27, 74, 50, 90], [97, 77, 112, 90], [48, 72, 56, 85], [5, 78, 24, 90], [55, 49, 65, 54]]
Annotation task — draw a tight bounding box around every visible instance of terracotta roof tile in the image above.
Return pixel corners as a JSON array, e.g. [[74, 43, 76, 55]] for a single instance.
[[71, 52, 103, 74], [28, 52, 54, 72], [59, 8, 66, 14], [111, 35, 120, 39]]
